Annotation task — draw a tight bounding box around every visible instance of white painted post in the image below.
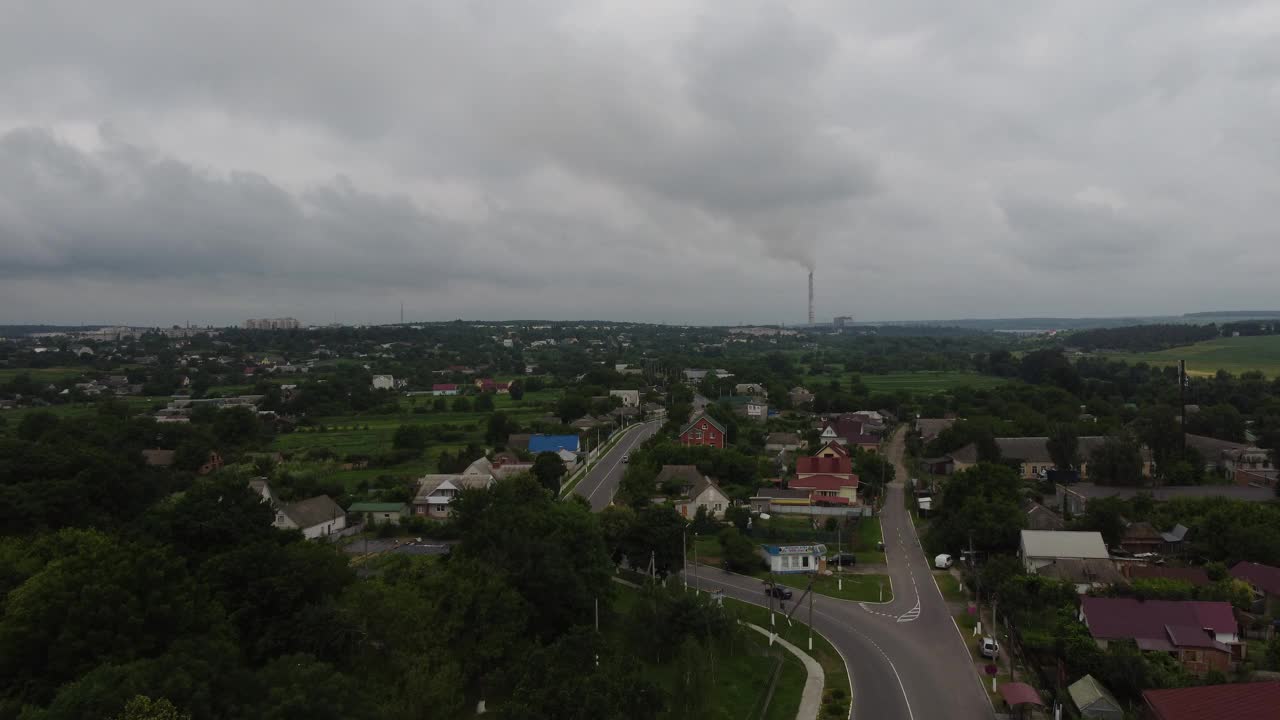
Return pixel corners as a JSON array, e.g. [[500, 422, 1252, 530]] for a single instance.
[[991, 677, 996, 693]]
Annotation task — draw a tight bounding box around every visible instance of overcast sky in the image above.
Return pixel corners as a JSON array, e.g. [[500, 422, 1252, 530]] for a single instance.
[[3, 1, 1279, 327]]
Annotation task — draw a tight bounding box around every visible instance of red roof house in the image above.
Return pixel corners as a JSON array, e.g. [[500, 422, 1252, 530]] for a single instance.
[[797, 455, 853, 476], [1231, 561, 1280, 616], [789, 473, 860, 505], [678, 413, 726, 449], [1143, 681, 1280, 720], [1079, 597, 1240, 675]]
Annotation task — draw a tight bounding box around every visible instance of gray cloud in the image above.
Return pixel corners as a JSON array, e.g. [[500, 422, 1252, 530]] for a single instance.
[[2, 1, 1280, 325]]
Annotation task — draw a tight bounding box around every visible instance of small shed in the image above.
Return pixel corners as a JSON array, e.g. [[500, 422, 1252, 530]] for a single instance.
[[1068, 674, 1122, 720], [348, 502, 410, 526], [998, 682, 1044, 718]]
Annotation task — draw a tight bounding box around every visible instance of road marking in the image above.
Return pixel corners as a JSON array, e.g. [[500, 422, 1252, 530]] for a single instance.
[[584, 422, 653, 503], [896, 598, 921, 623]]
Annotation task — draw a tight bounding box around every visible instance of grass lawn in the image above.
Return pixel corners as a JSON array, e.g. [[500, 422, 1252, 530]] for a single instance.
[[274, 406, 547, 457], [771, 572, 891, 603], [852, 517, 885, 564], [801, 370, 1010, 394], [934, 571, 967, 603], [1091, 334, 1280, 377]]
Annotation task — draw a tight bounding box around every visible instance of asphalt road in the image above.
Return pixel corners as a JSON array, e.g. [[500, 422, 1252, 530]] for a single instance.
[[684, 428, 994, 720], [571, 420, 659, 511]]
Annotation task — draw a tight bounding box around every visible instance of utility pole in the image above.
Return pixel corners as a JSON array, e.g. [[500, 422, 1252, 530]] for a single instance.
[[682, 524, 688, 591], [693, 532, 700, 595], [808, 578, 815, 651], [1179, 359, 1187, 453]]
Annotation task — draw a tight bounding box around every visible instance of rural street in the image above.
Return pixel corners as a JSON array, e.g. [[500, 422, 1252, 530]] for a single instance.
[[683, 427, 994, 719], [572, 420, 659, 511]]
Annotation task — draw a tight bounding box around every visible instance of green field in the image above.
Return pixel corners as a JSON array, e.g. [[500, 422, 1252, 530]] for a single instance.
[[1092, 335, 1280, 377], [801, 371, 1009, 394], [0, 366, 91, 383]]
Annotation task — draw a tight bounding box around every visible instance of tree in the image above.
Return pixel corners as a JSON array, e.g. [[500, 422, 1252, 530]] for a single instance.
[[451, 396, 472, 412], [1089, 435, 1145, 485], [392, 424, 429, 453], [450, 475, 614, 639], [475, 393, 495, 411], [556, 395, 589, 423], [211, 406, 261, 447], [623, 507, 686, 577], [113, 696, 190, 720], [531, 452, 567, 493], [486, 411, 516, 445], [689, 505, 717, 535], [432, 397, 447, 412], [925, 463, 1025, 555], [719, 527, 764, 573], [508, 380, 525, 401], [1047, 424, 1080, 470], [598, 505, 637, 565], [501, 629, 662, 720]]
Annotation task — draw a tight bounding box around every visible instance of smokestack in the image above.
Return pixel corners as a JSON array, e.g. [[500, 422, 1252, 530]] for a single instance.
[[808, 271, 814, 325]]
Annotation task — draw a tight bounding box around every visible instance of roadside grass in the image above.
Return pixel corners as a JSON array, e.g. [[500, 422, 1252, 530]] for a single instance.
[[771, 572, 891, 603], [610, 584, 808, 720], [1089, 334, 1280, 377], [723, 598, 849, 713], [934, 571, 967, 603], [852, 517, 885, 564]]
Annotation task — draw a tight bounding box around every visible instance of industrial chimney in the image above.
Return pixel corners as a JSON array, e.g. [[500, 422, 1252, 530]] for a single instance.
[[807, 271, 814, 325]]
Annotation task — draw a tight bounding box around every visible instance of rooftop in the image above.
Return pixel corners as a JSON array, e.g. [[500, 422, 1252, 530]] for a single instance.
[[1231, 561, 1280, 596], [1021, 530, 1109, 560], [1080, 596, 1236, 643], [1144, 681, 1280, 720]]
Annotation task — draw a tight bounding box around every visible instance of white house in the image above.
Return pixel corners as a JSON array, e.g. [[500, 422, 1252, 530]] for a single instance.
[[764, 544, 827, 574], [275, 495, 347, 540], [675, 474, 731, 520], [371, 374, 395, 390], [413, 460, 496, 519], [609, 389, 641, 408]]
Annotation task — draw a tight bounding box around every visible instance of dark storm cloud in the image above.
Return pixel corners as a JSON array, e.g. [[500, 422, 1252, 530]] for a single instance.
[[2, 1, 1280, 324]]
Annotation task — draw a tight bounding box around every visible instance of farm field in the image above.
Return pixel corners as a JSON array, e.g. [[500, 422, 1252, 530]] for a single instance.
[[1090, 335, 1280, 377], [801, 370, 1009, 394], [0, 396, 169, 431], [0, 366, 95, 383]]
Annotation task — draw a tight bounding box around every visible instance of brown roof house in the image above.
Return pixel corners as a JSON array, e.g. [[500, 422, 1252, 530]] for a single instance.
[[654, 465, 730, 519], [1118, 520, 1164, 556]]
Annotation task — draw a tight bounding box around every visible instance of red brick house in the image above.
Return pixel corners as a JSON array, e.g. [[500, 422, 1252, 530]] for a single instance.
[[1143, 681, 1280, 720], [679, 413, 726, 449]]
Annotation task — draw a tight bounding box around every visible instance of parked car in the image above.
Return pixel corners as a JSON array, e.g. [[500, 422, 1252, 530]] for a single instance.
[[622, 453, 629, 463], [765, 585, 794, 600], [980, 637, 999, 659], [830, 553, 857, 567], [935, 553, 954, 569]]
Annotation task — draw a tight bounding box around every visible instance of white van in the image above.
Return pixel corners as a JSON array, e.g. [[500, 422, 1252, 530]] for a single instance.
[[934, 553, 954, 569]]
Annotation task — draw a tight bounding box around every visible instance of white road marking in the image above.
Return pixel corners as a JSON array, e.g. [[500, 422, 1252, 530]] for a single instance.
[[584, 422, 653, 503]]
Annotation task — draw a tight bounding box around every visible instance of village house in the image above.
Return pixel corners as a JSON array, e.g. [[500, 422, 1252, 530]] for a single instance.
[[915, 417, 956, 445], [431, 383, 459, 396], [765, 432, 803, 453], [348, 502, 409, 525], [950, 437, 1153, 481], [1020, 530, 1110, 573], [1142, 680, 1280, 720], [608, 389, 640, 407], [275, 495, 347, 540], [1185, 434, 1272, 479], [412, 472, 495, 519], [1079, 596, 1241, 675], [763, 544, 826, 574], [371, 374, 395, 390], [678, 413, 726, 449], [788, 387, 814, 408], [734, 382, 767, 397], [791, 450, 860, 505], [1230, 561, 1280, 617]]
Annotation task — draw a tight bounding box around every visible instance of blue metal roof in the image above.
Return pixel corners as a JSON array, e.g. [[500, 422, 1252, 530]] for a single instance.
[[528, 434, 580, 454]]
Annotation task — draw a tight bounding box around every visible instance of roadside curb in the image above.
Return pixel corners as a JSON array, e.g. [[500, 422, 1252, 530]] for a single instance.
[[558, 421, 649, 498], [744, 623, 824, 720]]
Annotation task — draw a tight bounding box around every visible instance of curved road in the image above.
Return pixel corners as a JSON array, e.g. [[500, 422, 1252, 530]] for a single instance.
[[572, 420, 660, 511], [684, 428, 993, 719]]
